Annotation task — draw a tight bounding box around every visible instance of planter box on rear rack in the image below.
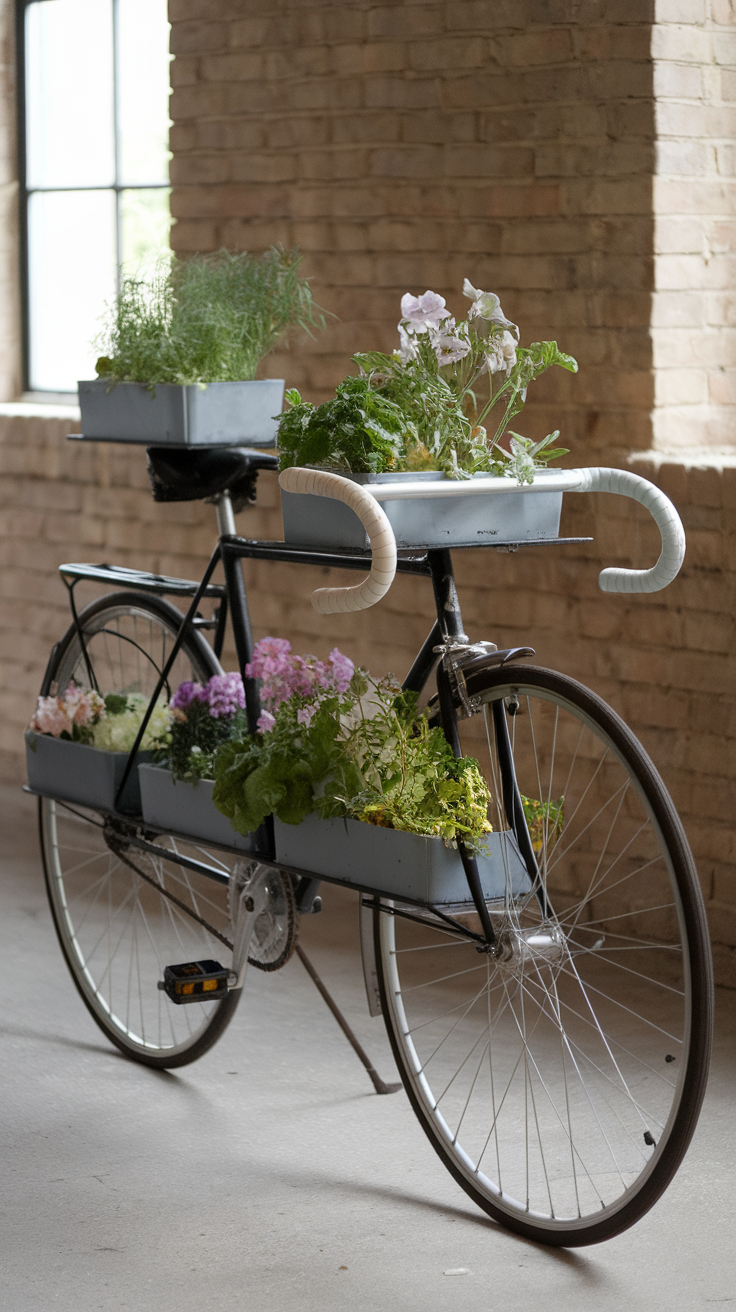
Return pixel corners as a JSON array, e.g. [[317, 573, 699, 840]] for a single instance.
[[140, 765, 531, 907], [280, 470, 562, 551], [25, 732, 151, 815], [274, 814, 532, 907], [138, 764, 258, 854]]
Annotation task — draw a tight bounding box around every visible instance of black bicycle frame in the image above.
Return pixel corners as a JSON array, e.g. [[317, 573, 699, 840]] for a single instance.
[[59, 532, 540, 946]]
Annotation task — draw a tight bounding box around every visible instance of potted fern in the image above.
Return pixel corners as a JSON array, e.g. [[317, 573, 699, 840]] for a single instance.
[[278, 279, 578, 548], [79, 247, 326, 447]]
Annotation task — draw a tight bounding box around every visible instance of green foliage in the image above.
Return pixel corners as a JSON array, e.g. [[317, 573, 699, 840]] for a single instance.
[[277, 376, 415, 474], [95, 246, 327, 386], [521, 794, 564, 852], [212, 673, 493, 847]]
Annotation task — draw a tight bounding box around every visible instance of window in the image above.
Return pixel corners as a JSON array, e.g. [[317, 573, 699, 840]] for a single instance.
[[19, 0, 171, 393]]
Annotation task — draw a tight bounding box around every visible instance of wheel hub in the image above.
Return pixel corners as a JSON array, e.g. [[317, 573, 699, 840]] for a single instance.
[[493, 923, 566, 966]]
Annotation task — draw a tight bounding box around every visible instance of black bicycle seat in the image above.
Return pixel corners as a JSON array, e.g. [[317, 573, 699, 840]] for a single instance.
[[146, 445, 279, 511]]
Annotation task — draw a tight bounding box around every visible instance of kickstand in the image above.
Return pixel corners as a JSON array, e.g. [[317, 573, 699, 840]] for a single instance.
[[296, 945, 402, 1095]]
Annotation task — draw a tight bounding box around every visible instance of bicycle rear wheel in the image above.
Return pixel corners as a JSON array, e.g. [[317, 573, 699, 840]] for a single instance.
[[374, 665, 713, 1245], [38, 591, 245, 1068]]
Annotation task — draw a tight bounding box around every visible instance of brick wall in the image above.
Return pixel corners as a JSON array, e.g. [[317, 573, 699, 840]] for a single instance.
[[169, 0, 657, 464]]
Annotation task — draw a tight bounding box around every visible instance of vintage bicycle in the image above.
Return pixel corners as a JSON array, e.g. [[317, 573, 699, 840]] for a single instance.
[[29, 440, 713, 1248]]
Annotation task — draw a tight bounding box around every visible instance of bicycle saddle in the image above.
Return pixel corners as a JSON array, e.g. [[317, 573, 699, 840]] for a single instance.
[[146, 445, 279, 512]]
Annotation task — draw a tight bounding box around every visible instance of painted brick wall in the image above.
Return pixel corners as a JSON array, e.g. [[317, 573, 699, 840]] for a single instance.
[[653, 0, 736, 452]]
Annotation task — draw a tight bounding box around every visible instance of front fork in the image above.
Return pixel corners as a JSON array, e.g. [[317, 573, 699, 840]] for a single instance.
[[427, 550, 546, 946]]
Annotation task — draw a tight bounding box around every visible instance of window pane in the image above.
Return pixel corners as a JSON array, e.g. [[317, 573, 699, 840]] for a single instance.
[[117, 0, 172, 186], [26, 0, 115, 190], [28, 190, 117, 392], [120, 187, 172, 274]]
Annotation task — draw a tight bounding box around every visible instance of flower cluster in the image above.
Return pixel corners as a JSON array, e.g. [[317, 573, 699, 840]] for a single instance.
[[31, 685, 106, 739], [92, 694, 171, 753], [29, 684, 170, 753], [398, 281, 519, 377], [160, 672, 247, 783], [246, 638, 354, 734], [170, 672, 245, 720], [213, 640, 493, 848]]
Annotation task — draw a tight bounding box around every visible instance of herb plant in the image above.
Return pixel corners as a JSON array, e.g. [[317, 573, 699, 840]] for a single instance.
[[277, 279, 577, 483], [211, 639, 493, 847], [94, 246, 327, 387]]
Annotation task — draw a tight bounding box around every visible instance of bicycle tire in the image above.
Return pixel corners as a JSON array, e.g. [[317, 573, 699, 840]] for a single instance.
[[38, 591, 246, 1069], [374, 664, 713, 1246]]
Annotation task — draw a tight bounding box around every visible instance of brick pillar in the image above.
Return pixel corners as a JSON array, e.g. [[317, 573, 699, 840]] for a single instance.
[[652, 1, 736, 453]]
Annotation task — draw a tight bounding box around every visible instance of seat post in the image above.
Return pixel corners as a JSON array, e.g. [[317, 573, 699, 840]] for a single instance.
[[214, 492, 237, 537]]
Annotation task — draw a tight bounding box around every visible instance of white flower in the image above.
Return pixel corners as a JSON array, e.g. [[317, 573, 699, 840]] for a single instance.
[[400, 290, 451, 332], [485, 330, 518, 376], [397, 323, 420, 363], [463, 278, 519, 338], [432, 318, 472, 366]]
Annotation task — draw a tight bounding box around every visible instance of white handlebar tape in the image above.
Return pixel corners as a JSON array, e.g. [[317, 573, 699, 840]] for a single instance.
[[278, 467, 398, 613], [572, 467, 686, 594]]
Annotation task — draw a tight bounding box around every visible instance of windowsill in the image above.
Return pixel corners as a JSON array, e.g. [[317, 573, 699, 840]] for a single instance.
[[0, 392, 80, 419], [629, 448, 736, 470]]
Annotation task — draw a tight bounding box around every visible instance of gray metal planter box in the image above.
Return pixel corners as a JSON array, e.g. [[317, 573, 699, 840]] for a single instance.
[[280, 470, 562, 550], [274, 813, 532, 906], [78, 379, 285, 447], [25, 731, 152, 815], [139, 764, 258, 853]]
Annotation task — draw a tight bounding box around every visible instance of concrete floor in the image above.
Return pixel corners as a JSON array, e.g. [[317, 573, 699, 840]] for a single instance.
[[1, 783, 735, 1312]]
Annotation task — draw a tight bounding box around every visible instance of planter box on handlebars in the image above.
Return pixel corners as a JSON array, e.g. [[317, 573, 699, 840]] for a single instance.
[[280, 469, 562, 551]]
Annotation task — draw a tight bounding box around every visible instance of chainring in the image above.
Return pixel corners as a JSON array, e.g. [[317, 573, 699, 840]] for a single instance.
[[229, 860, 299, 972]]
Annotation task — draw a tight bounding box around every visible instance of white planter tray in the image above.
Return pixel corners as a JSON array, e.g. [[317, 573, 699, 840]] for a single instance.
[[280, 470, 562, 550], [138, 764, 259, 853], [274, 813, 532, 906], [77, 379, 284, 447], [25, 732, 152, 815]]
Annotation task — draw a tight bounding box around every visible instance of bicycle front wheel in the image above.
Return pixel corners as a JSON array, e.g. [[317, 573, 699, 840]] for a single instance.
[[375, 665, 712, 1245], [39, 591, 246, 1068]]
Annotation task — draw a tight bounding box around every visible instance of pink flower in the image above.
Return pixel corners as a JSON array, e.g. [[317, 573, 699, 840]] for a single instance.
[[63, 685, 104, 726], [297, 705, 317, 727], [400, 290, 451, 332], [326, 648, 354, 692], [257, 710, 275, 734], [31, 696, 73, 737]]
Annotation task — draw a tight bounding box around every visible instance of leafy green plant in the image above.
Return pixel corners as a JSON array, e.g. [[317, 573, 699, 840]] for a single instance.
[[94, 246, 327, 386], [277, 280, 576, 481], [521, 794, 564, 852], [277, 376, 414, 473]]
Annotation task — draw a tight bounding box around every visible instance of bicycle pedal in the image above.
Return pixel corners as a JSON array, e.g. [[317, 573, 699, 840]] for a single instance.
[[159, 959, 230, 1005]]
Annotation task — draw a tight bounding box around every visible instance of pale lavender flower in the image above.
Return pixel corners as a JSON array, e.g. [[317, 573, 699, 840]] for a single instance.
[[257, 710, 275, 733], [400, 290, 451, 332], [297, 705, 317, 726]]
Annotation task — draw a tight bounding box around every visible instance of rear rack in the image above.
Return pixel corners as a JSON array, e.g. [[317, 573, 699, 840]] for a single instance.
[[58, 562, 227, 598]]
